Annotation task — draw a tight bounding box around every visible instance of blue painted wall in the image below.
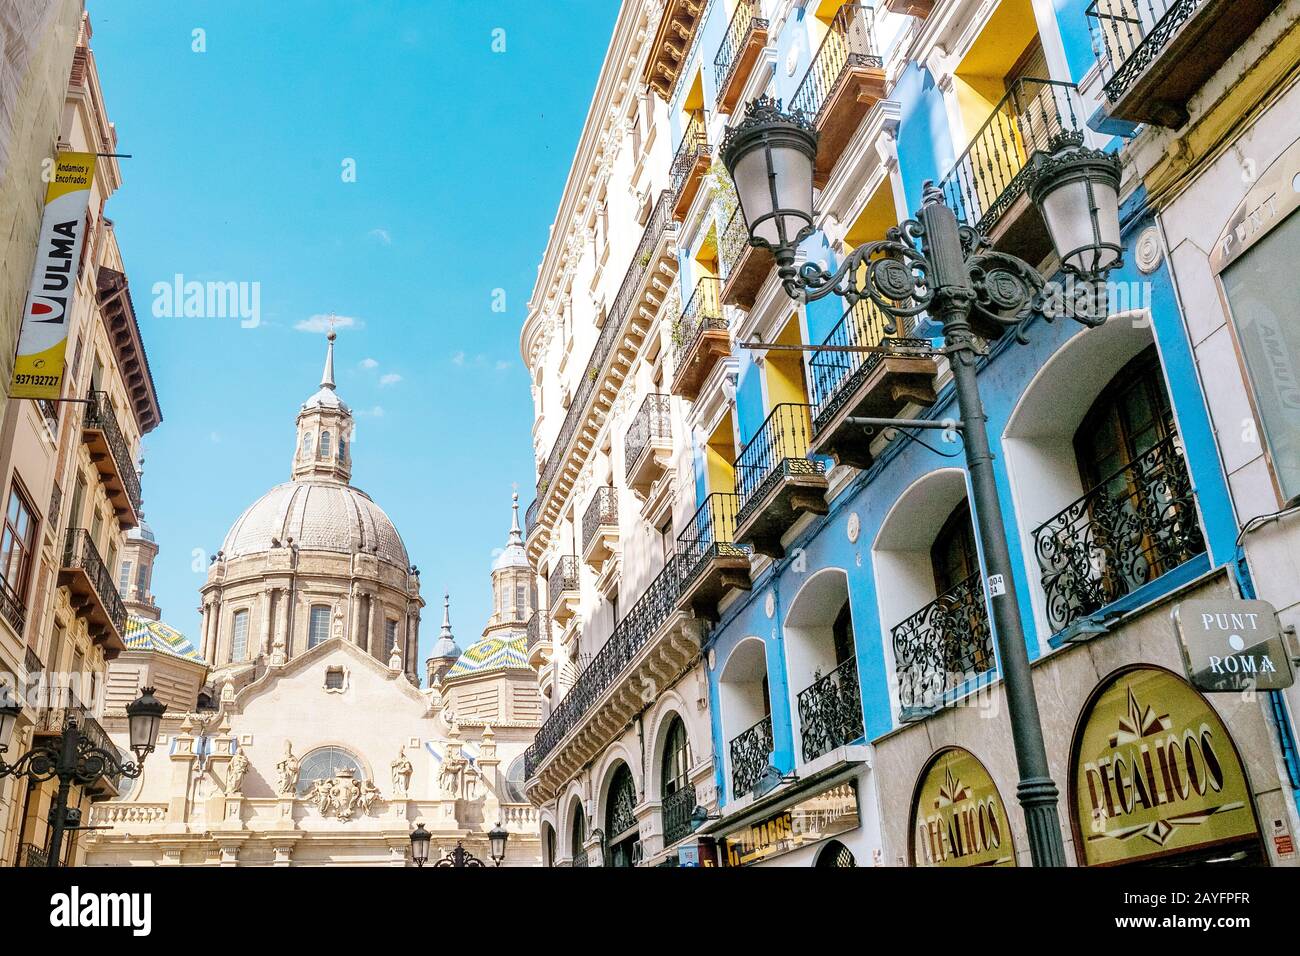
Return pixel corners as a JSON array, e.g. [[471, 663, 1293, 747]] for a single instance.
[[894, 63, 956, 215]]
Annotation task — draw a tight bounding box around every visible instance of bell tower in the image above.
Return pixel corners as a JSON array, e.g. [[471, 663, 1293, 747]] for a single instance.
[[292, 330, 353, 483]]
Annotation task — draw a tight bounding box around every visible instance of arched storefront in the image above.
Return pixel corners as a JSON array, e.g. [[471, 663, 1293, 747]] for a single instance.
[[908, 747, 1016, 867], [1069, 666, 1266, 867], [604, 762, 641, 867]]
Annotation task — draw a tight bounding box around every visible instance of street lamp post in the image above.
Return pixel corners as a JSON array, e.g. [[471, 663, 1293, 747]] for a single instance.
[[409, 821, 509, 868], [0, 687, 166, 867], [722, 97, 1123, 867]]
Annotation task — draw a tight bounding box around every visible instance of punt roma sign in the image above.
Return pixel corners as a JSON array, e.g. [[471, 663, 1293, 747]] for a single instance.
[[1071, 666, 1261, 866]]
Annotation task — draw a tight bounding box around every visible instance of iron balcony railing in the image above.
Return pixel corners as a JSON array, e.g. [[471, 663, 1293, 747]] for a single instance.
[[670, 113, 710, 201], [0, 581, 26, 638], [796, 657, 864, 763], [531, 191, 676, 534], [62, 527, 127, 638], [892, 572, 994, 714], [571, 849, 589, 868], [662, 783, 698, 847], [810, 297, 932, 433], [625, 393, 672, 481], [677, 492, 748, 592], [720, 203, 749, 278], [1086, 0, 1198, 104], [526, 611, 550, 651], [525, 555, 681, 778], [48, 483, 62, 537], [1033, 434, 1205, 633], [18, 843, 50, 867], [582, 487, 618, 555], [547, 556, 580, 611], [672, 277, 725, 374], [789, 1, 882, 122], [729, 714, 774, 796], [713, 0, 768, 98], [83, 390, 142, 516], [525, 497, 539, 537], [938, 78, 1083, 236], [735, 403, 825, 527]]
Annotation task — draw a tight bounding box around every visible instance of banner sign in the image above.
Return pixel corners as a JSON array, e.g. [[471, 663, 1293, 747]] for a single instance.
[[719, 780, 858, 866], [1072, 667, 1261, 866], [910, 747, 1016, 867], [11, 152, 97, 400], [1174, 598, 1294, 692]]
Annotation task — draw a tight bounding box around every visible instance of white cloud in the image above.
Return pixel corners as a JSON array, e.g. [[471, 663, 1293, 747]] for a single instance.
[[368, 228, 392, 246], [379, 373, 402, 387], [359, 357, 379, 369], [210, 431, 221, 444], [295, 314, 362, 334], [451, 351, 466, 366], [494, 359, 511, 371], [356, 406, 385, 418]]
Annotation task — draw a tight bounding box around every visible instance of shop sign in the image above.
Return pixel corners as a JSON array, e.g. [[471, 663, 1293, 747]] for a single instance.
[[1210, 135, 1300, 272], [910, 748, 1016, 867], [1175, 599, 1294, 692], [719, 780, 858, 866], [1073, 668, 1260, 866]]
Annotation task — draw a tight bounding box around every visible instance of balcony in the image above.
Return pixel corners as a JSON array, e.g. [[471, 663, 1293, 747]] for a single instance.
[[82, 390, 141, 529], [547, 556, 580, 626], [58, 528, 127, 657], [18, 843, 50, 867], [670, 114, 711, 222], [525, 557, 698, 803], [645, 0, 710, 100], [0, 581, 26, 638], [734, 404, 828, 559], [625, 394, 674, 498], [796, 657, 864, 763], [676, 492, 751, 622], [581, 487, 619, 572], [938, 78, 1084, 271], [527, 192, 678, 562], [662, 782, 698, 847], [789, 2, 886, 188], [713, 0, 770, 115], [670, 278, 728, 401], [882, 0, 935, 15], [719, 204, 771, 309], [1086, 0, 1280, 128], [33, 692, 125, 798], [1032, 435, 1205, 634], [526, 611, 552, 671], [809, 298, 938, 470], [892, 572, 994, 720], [729, 714, 773, 797]]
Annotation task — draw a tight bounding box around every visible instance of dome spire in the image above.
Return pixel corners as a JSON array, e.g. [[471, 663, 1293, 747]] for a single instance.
[[321, 329, 337, 390], [508, 491, 523, 548], [429, 591, 462, 664]]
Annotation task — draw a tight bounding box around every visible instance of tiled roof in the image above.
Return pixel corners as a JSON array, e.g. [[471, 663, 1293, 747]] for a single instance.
[[124, 617, 205, 664], [444, 633, 528, 679]]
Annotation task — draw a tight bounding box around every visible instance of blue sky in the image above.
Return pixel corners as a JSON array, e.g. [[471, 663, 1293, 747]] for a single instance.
[[87, 0, 618, 664]]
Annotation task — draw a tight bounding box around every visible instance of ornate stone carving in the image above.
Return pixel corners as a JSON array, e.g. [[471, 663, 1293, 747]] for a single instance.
[[310, 769, 381, 821], [391, 746, 413, 797]]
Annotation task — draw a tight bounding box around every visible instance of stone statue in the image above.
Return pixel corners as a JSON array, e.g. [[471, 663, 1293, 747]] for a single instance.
[[332, 770, 360, 821], [438, 754, 464, 799], [359, 779, 381, 815], [311, 777, 333, 812], [391, 747, 413, 797], [275, 742, 300, 796], [225, 751, 249, 796]]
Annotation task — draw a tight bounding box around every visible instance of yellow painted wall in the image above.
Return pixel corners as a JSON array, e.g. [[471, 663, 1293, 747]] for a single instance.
[[764, 314, 809, 410], [706, 414, 737, 494], [844, 178, 899, 250], [951, 0, 1039, 151]]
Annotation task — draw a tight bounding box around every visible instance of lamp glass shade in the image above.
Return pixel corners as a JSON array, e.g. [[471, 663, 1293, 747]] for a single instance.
[[125, 687, 166, 759], [1031, 140, 1123, 280], [488, 822, 509, 862], [0, 701, 20, 752], [731, 135, 815, 250], [410, 824, 431, 864]]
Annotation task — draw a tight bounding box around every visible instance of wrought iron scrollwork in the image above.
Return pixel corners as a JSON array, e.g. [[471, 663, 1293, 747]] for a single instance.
[[796, 658, 864, 763], [891, 572, 994, 714], [728, 714, 773, 795]]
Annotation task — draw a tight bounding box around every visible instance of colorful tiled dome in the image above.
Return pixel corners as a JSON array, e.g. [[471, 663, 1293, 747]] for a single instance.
[[443, 633, 528, 679], [124, 617, 206, 663]]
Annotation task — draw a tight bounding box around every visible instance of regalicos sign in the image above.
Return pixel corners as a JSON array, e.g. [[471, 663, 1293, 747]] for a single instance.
[[910, 747, 1016, 867], [11, 152, 97, 400], [1072, 667, 1260, 866]]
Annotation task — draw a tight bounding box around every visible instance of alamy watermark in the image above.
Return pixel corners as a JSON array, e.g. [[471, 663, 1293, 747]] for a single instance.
[[151, 274, 260, 328]]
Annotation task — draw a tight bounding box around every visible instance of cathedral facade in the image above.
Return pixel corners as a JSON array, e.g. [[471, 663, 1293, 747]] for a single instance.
[[85, 335, 542, 866]]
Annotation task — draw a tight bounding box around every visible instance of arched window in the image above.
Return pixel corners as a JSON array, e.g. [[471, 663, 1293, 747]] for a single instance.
[[230, 609, 249, 661], [542, 822, 556, 868], [931, 501, 980, 596], [300, 432, 313, 457], [929, 500, 991, 676], [816, 839, 857, 867], [605, 763, 640, 867], [319, 430, 332, 457], [308, 604, 331, 648], [1074, 346, 1174, 491], [339, 438, 347, 461], [296, 746, 365, 797], [570, 803, 587, 865], [661, 715, 694, 848]]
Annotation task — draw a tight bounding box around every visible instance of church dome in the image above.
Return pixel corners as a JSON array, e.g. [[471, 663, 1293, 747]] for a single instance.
[[221, 479, 409, 568], [491, 492, 529, 572]]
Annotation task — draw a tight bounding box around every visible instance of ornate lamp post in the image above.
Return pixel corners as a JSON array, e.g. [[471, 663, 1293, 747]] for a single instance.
[[488, 820, 510, 867], [0, 687, 166, 867], [409, 822, 507, 868], [722, 97, 1123, 867]]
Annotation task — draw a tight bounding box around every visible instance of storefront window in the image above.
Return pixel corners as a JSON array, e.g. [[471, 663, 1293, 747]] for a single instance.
[[1221, 209, 1300, 502]]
